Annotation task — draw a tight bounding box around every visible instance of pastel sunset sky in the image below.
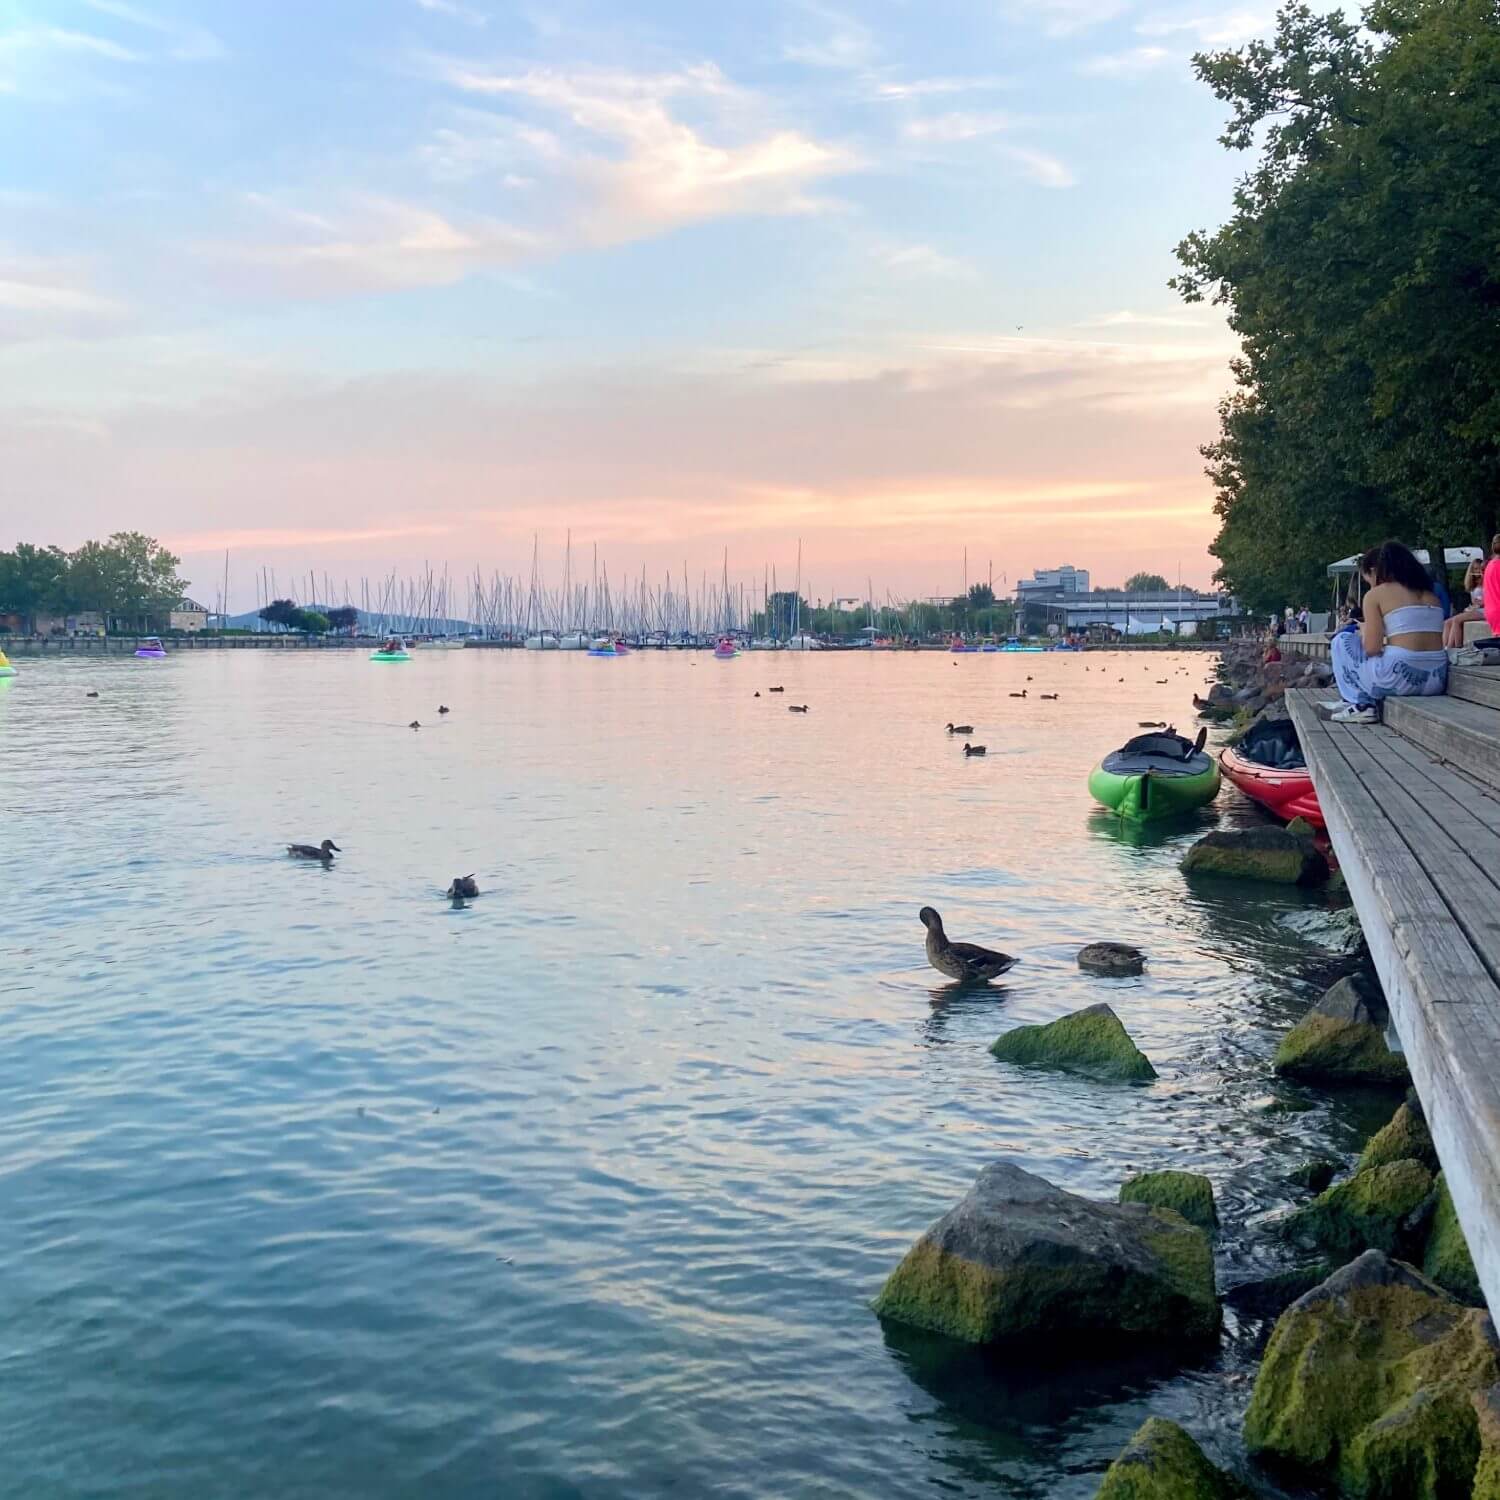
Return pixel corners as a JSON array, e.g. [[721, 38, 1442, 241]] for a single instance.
[[1, 0, 1262, 607]]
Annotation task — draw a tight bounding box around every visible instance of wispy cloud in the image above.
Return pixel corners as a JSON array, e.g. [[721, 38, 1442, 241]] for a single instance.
[[429, 60, 858, 241], [1136, 8, 1272, 46], [903, 110, 1014, 143], [999, 145, 1076, 188], [1078, 46, 1173, 77], [869, 75, 1012, 101], [1080, 309, 1226, 330], [781, 4, 876, 69], [876, 243, 975, 280], [413, 0, 488, 26], [1005, 0, 1130, 38], [82, 0, 226, 61], [167, 524, 454, 552], [0, 258, 128, 341]]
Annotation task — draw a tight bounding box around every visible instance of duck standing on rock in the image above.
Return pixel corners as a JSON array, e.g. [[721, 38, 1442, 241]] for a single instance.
[[919, 906, 1017, 983], [288, 839, 340, 862]]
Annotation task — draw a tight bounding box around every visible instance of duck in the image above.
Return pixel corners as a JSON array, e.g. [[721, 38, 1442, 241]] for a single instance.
[[1026, 675, 1033, 682], [1192, 693, 1211, 709], [1008, 689, 1027, 698], [1039, 692, 1059, 700], [86, 690, 99, 698], [438, 705, 450, 714], [963, 742, 986, 756], [288, 839, 340, 862], [754, 691, 761, 698], [409, 720, 421, 729], [769, 686, 785, 693], [1137, 720, 1167, 728], [788, 704, 810, 713], [919, 906, 1018, 983], [1156, 678, 1168, 685], [447, 874, 479, 899], [945, 722, 974, 734]]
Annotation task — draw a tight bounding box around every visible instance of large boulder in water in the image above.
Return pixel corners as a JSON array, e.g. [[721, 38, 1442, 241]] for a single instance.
[[872, 1161, 1220, 1348], [1120, 1170, 1218, 1233], [1273, 973, 1409, 1085], [1283, 1158, 1433, 1259], [990, 1003, 1156, 1082], [1357, 1095, 1438, 1174], [1094, 1418, 1247, 1499], [1244, 1251, 1500, 1498], [1181, 826, 1328, 885]]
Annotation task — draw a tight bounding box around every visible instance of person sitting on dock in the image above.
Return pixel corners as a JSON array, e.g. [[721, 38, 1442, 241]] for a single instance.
[[1330, 541, 1448, 724], [1442, 559, 1486, 648]]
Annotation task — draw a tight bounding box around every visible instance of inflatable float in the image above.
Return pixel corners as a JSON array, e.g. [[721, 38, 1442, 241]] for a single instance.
[[1089, 728, 1220, 822], [370, 640, 410, 662], [713, 638, 740, 658], [0, 649, 15, 678], [135, 637, 166, 659], [1218, 718, 1323, 827]]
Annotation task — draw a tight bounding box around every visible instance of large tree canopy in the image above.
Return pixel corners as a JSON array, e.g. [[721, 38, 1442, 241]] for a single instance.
[[1124, 572, 1170, 593], [0, 533, 187, 629], [1174, 0, 1500, 612]]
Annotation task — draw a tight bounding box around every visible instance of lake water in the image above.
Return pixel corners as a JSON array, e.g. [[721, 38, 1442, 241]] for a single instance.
[[1, 648, 1377, 1498]]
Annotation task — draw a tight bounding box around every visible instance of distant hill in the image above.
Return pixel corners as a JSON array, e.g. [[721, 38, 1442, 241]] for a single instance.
[[225, 606, 477, 634]]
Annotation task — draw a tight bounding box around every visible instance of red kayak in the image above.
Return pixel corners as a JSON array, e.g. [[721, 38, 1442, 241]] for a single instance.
[[1218, 744, 1324, 827]]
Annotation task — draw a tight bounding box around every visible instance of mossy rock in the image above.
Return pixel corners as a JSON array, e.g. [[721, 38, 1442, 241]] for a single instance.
[[1423, 1173, 1483, 1306], [1181, 826, 1328, 885], [991, 1003, 1156, 1083], [1284, 1158, 1433, 1258], [872, 1161, 1219, 1349], [1244, 1251, 1500, 1498], [1285, 816, 1317, 841], [1273, 974, 1409, 1086], [1288, 1158, 1338, 1193], [1120, 1171, 1218, 1233], [1358, 1096, 1437, 1174], [1474, 1386, 1500, 1500], [1094, 1418, 1247, 1499]]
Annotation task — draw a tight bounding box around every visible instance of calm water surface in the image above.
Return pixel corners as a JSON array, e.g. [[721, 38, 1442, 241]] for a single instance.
[[2, 649, 1378, 1498]]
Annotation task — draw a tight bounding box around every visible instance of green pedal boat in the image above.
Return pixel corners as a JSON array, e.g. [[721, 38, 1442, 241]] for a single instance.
[[1089, 728, 1220, 822]]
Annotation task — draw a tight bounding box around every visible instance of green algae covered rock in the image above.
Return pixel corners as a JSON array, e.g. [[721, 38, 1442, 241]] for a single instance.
[[1424, 1173, 1483, 1306], [1244, 1251, 1500, 1498], [1283, 1158, 1433, 1258], [1181, 826, 1328, 885], [1288, 1158, 1338, 1193], [1120, 1171, 1218, 1233], [1474, 1385, 1500, 1500], [1273, 973, 1409, 1086], [873, 1161, 1219, 1348], [1094, 1418, 1246, 1499], [1357, 1095, 1437, 1174], [990, 1003, 1156, 1083]]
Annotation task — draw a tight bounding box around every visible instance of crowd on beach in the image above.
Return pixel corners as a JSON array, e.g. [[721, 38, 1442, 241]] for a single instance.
[[1269, 535, 1500, 724]]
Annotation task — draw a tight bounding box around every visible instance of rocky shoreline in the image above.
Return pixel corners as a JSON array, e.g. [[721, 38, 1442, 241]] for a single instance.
[[870, 643, 1495, 1498]]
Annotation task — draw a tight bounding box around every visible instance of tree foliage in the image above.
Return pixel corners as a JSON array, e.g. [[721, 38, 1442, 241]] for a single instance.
[[1124, 572, 1170, 592], [258, 598, 330, 633], [1174, 0, 1500, 612], [326, 606, 359, 633], [0, 533, 187, 629]]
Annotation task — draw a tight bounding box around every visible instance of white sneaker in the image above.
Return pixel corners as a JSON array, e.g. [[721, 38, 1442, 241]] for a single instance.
[[1330, 704, 1377, 724]]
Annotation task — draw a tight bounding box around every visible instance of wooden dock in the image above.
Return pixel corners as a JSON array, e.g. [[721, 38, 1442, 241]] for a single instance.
[[1283, 648, 1500, 1315]]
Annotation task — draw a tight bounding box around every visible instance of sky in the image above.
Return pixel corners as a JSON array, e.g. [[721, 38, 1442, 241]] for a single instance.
[[0, 0, 1265, 610]]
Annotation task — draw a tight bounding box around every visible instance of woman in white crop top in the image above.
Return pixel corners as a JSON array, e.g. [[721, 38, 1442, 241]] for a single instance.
[[1331, 540, 1448, 723]]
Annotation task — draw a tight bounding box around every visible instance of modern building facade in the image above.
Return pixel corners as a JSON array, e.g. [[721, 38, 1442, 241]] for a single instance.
[[1016, 565, 1090, 600]]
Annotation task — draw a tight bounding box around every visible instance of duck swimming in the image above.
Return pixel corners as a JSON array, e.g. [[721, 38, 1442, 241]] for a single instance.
[[288, 839, 340, 862], [438, 705, 450, 714], [946, 722, 974, 734], [1039, 692, 1059, 700], [447, 874, 479, 899], [769, 686, 785, 693], [788, 704, 809, 713], [1009, 689, 1027, 698], [963, 743, 986, 756], [919, 906, 1017, 983], [409, 720, 421, 729]]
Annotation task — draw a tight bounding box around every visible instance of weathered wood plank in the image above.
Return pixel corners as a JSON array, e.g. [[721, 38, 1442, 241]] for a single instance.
[[1288, 689, 1500, 1315], [1383, 695, 1500, 793], [1449, 666, 1500, 712], [1381, 733, 1500, 838]]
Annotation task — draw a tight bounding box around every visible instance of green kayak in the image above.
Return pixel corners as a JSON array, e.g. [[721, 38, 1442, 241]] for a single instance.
[[1089, 729, 1220, 821]]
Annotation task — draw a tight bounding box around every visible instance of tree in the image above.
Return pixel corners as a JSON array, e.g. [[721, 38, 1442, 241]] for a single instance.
[[326, 606, 359, 633], [967, 583, 996, 610], [1173, 0, 1500, 611], [1124, 573, 1170, 593], [0, 544, 72, 628], [259, 598, 301, 631], [296, 610, 330, 635]]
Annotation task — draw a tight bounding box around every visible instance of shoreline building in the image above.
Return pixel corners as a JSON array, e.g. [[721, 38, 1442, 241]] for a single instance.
[[1016, 579, 1239, 637], [1016, 565, 1089, 603]]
